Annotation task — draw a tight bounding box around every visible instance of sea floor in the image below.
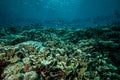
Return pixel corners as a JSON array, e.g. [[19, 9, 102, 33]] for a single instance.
[[0, 23, 120, 80]]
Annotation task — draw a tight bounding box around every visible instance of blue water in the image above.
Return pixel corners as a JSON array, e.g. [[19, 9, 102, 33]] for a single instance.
[[0, 0, 120, 28]]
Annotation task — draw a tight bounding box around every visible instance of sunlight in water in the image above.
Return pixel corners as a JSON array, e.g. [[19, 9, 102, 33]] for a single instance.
[[44, 0, 83, 9]]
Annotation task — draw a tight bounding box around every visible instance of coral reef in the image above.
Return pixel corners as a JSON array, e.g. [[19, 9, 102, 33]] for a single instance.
[[0, 23, 120, 80]]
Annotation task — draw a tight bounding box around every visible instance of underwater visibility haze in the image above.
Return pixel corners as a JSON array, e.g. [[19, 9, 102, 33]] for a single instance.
[[0, 0, 120, 80], [0, 0, 120, 27]]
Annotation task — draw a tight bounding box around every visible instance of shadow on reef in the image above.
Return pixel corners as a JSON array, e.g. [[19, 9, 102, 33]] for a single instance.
[[0, 23, 120, 80], [0, 59, 10, 79]]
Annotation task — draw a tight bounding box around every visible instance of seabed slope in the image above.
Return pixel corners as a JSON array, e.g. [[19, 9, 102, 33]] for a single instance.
[[0, 24, 120, 80]]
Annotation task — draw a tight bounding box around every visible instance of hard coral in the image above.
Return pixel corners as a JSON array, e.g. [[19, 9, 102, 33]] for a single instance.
[[0, 24, 120, 80]]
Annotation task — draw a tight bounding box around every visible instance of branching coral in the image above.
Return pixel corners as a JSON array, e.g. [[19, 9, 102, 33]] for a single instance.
[[0, 24, 120, 80]]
